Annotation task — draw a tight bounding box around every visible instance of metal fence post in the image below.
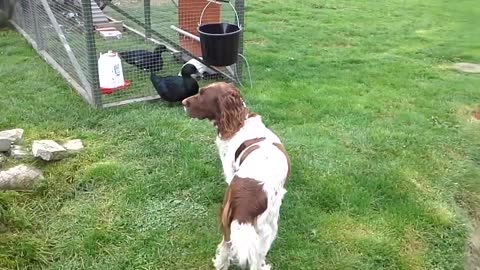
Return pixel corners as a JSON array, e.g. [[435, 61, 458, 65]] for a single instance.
[[30, 2, 44, 50], [82, 0, 102, 108], [235, 0, 244, 85], [144, 0, 152, 39]]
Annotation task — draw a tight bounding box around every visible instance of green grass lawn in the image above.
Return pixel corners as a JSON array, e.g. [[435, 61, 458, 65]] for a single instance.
[[1, 0, 480, 269]]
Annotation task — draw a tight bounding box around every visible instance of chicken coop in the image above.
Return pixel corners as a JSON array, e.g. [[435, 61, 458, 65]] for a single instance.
[[7, 0, 248, 108]]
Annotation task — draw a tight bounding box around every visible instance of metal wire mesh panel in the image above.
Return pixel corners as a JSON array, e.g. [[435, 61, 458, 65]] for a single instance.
[[41, 1, 89, 89], [11, 0, 95, 106], [98, 0, 246, 107], [10, 0, 246, 108]]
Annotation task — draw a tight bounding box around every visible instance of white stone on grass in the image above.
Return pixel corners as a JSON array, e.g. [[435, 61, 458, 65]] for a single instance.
[[0, 138, 10, 152], [0, 164, 43, 190], [62, 139, 84, 154], [10, 145, 31, 159], [0, 129, 24, 144], [32, 140, 67, 161], [453, 63, 480, 74]]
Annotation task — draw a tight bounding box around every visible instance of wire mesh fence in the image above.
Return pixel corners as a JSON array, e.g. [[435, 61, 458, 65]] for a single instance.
[[7, 0, 247, 108]]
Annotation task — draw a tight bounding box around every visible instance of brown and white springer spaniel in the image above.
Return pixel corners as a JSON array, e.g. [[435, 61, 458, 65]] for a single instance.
[[183, 82, 290, 270]]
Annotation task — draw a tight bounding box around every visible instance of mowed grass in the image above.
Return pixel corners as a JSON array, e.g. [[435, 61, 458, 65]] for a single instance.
[[1, 0, 480, 269]]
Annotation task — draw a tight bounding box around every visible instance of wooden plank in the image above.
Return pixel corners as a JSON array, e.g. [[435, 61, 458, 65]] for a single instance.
[[144, 0, 152, 38], [178, 0, 221, 57], [102, 95, 161, 108], [39, 0, 92, 94], [90, 0, 109, 26], [95, 21, 123, 31], [93, 19, 109, 24]]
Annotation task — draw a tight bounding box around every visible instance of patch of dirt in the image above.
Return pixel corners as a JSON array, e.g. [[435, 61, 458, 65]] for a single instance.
[[466, 226, 480, 270], [472, 111, 480, 121]]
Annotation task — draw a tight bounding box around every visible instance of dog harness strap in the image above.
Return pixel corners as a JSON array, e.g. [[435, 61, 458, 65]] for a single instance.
[[234, 137, 266, 165], [238, 145, 261, 166]]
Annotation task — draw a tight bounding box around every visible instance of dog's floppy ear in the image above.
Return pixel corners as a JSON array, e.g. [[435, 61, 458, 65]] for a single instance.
[[217, 89, 247, 139]]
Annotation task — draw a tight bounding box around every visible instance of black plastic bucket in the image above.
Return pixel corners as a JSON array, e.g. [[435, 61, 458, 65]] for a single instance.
[[198, 22, 241, 66]]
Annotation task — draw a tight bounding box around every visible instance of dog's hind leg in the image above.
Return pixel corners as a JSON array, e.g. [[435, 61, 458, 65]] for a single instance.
[[258, 217, 279, 270], [213, 240, 230, 270]]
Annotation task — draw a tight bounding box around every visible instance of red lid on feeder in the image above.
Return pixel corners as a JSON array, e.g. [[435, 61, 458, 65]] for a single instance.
[[100, 80, 130, 95]]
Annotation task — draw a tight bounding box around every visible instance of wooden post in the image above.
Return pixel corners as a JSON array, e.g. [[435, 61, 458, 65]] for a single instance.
[[82, 0, 102, 108], [30, 2, 44, 50], [144, 0, 152, 39]]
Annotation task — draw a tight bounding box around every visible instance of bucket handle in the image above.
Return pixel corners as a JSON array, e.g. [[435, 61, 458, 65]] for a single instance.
[[198, 0, 241, 29]]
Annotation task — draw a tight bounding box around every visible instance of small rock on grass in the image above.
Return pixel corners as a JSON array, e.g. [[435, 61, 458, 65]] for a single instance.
[[453, 63, 480, 74], [32, 140, 67, 161], [0, 129, 24, 144], [0, 138, 10, 152], [62, 139, 84, 154], [9, 145, 31, 159], [0, 164, 43, 190]]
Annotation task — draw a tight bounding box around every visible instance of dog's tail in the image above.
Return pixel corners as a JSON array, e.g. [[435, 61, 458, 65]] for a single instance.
[[220, 185, 261, 269], [230, 220, 260, 268]]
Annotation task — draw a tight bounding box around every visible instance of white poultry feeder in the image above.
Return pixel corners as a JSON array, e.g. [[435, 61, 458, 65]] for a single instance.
[[98, 50, 130, 94]]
